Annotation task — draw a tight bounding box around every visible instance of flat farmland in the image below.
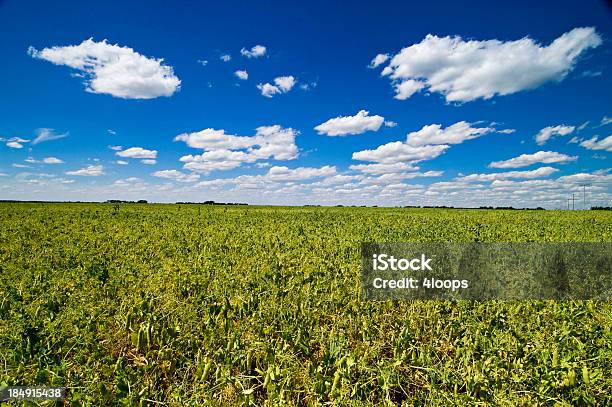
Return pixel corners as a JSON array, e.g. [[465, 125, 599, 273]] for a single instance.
[[0, 203, 610, 405]]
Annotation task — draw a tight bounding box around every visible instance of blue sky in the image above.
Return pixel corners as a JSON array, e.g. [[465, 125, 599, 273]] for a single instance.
[[0, 0, 611, 207]]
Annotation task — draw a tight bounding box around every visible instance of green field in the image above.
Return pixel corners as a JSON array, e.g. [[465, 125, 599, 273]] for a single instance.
[[0, 203, 610, 406]]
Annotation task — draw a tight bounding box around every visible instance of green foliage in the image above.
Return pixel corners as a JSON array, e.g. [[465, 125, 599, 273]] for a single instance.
[[0, 203, 610, 405]]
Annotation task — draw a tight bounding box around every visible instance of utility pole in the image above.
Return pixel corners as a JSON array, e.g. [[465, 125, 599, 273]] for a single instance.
[[578, 183, 589, 210], [567, 199, 571, 210], [572, 194, 575, 211]]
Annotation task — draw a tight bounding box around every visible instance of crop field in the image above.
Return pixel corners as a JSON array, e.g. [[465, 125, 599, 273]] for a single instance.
[[0, 202, 610, 406]]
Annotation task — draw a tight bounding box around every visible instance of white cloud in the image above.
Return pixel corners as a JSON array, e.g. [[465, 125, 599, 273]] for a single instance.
[[406, 121, 495, 146], [175, 128, 255, 150], [353, 141, 449, 164], [152, 170, 199, 182], [66, 164, 104, 176], [107, 129, 116, 135], [314, 110, 384, 136], [257, 83, 281, 98], [241, 45, 266, 58], [141, 159, 157, 165], [234, 70, 248, 80], [384, 120, 397, 128], [0, 173, 6, 176], [375, 27, 601, 102], [369, 53, 389, 68], [197, 59, 208, 66], [557, 170, 612, 184], [257, 76, 296, 97], [275, 76, 295, 92], [266, 165, 336, 181], [600, 116, 612, 126], [4, 137, 30, 148], [29, 38, 181, 99], [220, 54, 231, 62], [458, 166, 559, 181], [32, 128, 68, 145], [349, 162, 418, 174], [116, 147, 158, 159], [299, 81, 317, 91], [579, 135, 612, 152], [42, 157, 64, 164], [175, 125, 298, 173], [394, 79, 425, 100], [360, 171, 443, 185], [24, 156, 64, 164], [489, 151, 577, 168], [109, 145, 123, 151], [116, 160, 128, 165], [352, 121, 494, 167], [535, 125, 575, 145]]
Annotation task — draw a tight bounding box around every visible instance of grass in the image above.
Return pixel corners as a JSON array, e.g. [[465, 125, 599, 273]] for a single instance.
[[0, 203, 610, 405]]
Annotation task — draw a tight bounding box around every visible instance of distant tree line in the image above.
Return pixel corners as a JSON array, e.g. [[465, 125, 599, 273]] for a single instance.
[[175, 201, 248, 205], [105, 200, 148, 204], [590, 206, 612, 210]]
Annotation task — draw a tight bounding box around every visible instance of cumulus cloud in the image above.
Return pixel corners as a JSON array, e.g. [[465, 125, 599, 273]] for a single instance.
[[352, 121, 501, 168], [152, 170, 199, 182], [174, 125, 298, 173], [349, 162, 418, 174], [369, 53, 389, 68], [579, 135, 612, 152], [489, 151, 577, 168], [314, 110, 384, 136], [1, 137, 30, 149], [535, 125, 575, 145], [394, 79, 425, 100], [406, 121, 495, 146], [28, 39, 181, 99], [141, 159, 157, 165], [384, 120, 397, 128], [557, 170, 612, 184], [32, 128, 68, 145], [266, 165, 336, 181], [24, 156, 64, 164], [457, 166, 559, 181], [116, 147, 158, 159], [360, 171, 443, 185], [241, 45, 266, 58], [257, 76, 296, 97], [109, 145, 123, 151], [353, 142, 449, 164], [194, 165, 338, 190], [66, 164, 105, 176], [43, 157, 64, 164], [220, 54, 231, 62], [373, 27, 601, 102], [116, 160, 128, 165], [234, 70, 248, 80]]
